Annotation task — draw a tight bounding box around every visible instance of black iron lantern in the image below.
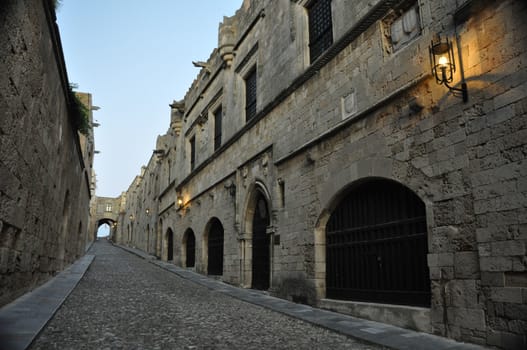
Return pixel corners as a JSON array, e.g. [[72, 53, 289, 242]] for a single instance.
[[429, 35, 468, 102]]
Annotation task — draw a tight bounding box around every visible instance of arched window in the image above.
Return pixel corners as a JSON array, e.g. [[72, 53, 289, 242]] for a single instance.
[[326, 179, 431, 307], [207, 218, 224, 275]]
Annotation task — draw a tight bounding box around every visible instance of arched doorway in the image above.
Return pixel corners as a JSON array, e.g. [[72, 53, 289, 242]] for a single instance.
[[156, 219, 163, 258], [207, 218, 224, 275], [96, 219, 115, 239], [184, 229, 195, 268], [326, 178, 431, 307], [166, 228, 174, 261], [252, 191, 270, 290]]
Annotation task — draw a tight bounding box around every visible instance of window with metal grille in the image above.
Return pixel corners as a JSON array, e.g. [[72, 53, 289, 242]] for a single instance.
[[245, 67, 257, 121], [214, 106, 222, 151], [189, 136, 196, 171], [326, 179, 431, 307], [308, 0, 333, 63]]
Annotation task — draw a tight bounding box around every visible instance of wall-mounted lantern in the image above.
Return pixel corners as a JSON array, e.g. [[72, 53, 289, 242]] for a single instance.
[[429, 34, 468, 102], [129, 214, 134, 221], [177, 197, 184, 208], [145, 208, 150, 215]]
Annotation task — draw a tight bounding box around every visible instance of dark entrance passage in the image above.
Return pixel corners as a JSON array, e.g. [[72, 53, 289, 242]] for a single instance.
[[185, 229, 195, 268], [167, 229, 174, 261], [207, 218, 224, 275], [251, 192, 270, 290], [326, 179, 431, 307], [96, 218, 115, 239]]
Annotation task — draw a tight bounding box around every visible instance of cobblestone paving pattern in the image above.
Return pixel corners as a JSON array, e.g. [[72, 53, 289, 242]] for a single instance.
[[31, 239, 385, 350]]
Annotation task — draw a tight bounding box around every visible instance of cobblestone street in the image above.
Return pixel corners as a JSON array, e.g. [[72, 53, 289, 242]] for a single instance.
[[30, 240, 383, 350]]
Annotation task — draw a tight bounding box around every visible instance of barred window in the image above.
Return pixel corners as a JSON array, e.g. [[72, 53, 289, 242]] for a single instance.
[[189, 136, 196, 171], [245, 67, 257, 121], [214, 106, 222, 151], [308, 0, 333, 63], [105, 204, 112, 212]]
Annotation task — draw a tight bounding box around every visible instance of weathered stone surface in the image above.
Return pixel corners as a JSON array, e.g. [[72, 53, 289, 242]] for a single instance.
[[0, 0, 93, 307], [111, 0, 527, 349]]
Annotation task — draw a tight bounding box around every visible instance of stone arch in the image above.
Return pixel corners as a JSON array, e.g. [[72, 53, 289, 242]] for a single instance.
[[204, 217, 224, 276], [96, 218, 115, 240], [96, 218, 116, 228], [241, 181, 273, 290], [314, 175, 431, 307], [182, 228, 196, 268], [242, 180, 273, 237], [165, 228, 174, 261]]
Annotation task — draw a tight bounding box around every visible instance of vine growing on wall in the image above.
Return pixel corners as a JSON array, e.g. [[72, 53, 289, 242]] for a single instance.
[[69, 84, 90, 136]]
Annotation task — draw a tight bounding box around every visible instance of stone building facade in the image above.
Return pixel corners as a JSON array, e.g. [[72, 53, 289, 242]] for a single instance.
[[117, 0, 526, 348], [0, 0, 94, 306]]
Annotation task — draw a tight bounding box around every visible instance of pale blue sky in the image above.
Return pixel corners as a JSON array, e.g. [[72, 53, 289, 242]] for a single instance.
[[57, 1, 242, 199]]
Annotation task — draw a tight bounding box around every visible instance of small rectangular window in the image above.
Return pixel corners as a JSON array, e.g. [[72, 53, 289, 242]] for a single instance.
[[190, 136, 196, 171], [105, 204, 112, 212], [214, 106, 222, 151], [245, 67, 257, 121], [308, 0, 333, 63]]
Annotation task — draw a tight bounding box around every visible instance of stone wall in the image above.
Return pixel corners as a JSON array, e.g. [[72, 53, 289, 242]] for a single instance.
[[0, 0, 93, 306], [117, 0, 526, 348]]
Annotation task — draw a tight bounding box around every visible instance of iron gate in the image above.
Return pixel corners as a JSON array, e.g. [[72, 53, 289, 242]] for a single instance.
[[186, 230, 195, 268], [208, 218, 224, 275], [252, 193, 270, 290], [326, 179, 431, 307]]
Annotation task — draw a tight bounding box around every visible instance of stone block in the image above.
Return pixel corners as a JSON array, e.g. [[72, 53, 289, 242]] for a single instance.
[[446, 280, 481, 308], [490, 287, 523, 303], [505, 272, 527, 287], [476, 225, 511, 243], [491, 240, 526, 257], [504, 303, 527, 321], [481, 272, 505, 287], [493, 82, 527, 109], [480, 256, 513, 272], [447, 307, 486, 331], [478, 242, 491, 257], [428, 253, 454, 267], [508, 319, 527, 335], [454, 251, 480, 279]]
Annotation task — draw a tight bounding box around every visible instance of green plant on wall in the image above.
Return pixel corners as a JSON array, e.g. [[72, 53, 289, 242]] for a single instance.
[[69, 84, 90, 136]]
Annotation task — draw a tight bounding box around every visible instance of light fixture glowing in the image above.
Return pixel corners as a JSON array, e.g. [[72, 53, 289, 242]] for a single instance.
[[429, 34, 468, 102]]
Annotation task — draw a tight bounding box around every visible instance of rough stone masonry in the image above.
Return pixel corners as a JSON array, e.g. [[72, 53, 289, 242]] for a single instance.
[[96, 1, 527, 349], [0, 0, 93, 307]]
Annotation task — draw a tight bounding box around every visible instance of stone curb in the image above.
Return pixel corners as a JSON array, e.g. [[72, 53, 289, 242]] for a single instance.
[[113, 243, 490, 350], [0, 254, 95, 350]]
